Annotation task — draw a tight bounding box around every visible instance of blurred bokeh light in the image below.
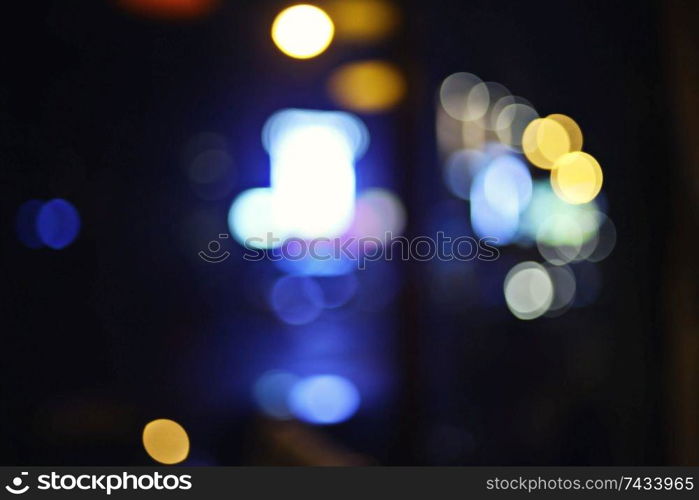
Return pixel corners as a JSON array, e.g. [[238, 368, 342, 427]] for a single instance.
[[470, 152, 531, 245], [269, 275, 325, 325], [142, 419, 190, 465], [36, 198, 81, 250], [503, 261, 553, 320], [271, 4, 335, 59], [230, 109, 368, 246], [347, 188, 406, 242], [328, 60, 406, 113], [5, 0, 667, 468], [522, 117, 571, 169], [551, 152, 603, 204], [439, 72, 489, 122], [268, 109, 364, 239], [494, 100, 538, 151], [228, 187, 287, 249], [523, 114, 583, 170], [289, 375, 360, 425], [325, 0, 398, 43], [548, 114, 583, 151], [442, 149, 487, 200]]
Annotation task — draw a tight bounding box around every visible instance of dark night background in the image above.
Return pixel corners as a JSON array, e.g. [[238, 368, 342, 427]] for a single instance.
[[2, 0, 697, 466]]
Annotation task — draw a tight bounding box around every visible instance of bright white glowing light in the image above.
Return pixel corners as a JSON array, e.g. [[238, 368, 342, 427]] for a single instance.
[[264, 109, 364, 240], [289, 375, 360, 424], [271, 126, 355, 238], [228, 188, 287, 249], [263, 108, 368, 158], [230, 109, 367, 247], [503, 261, 553, 320]]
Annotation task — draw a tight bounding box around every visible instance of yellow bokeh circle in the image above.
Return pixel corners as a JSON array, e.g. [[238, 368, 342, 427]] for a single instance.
[[271, 4, 335, 59], [142, 418, 190, 465], [522, 117, 571, 169], [551, 152, 603, 205], [328, 60, 405, 113], [548, 113, 583, 152]]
